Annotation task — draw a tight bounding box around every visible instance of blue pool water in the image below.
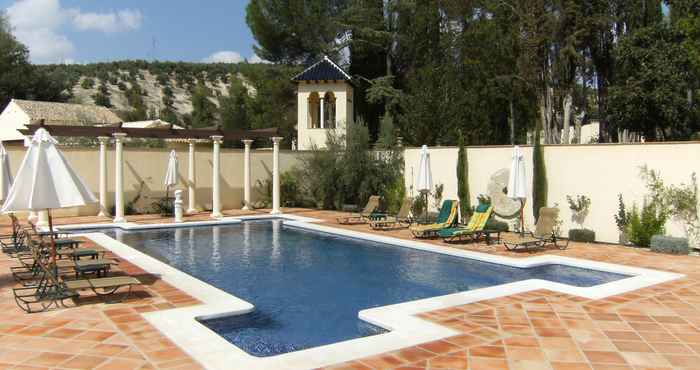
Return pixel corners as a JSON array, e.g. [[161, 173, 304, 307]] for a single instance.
[[77, 220, 628, 357]]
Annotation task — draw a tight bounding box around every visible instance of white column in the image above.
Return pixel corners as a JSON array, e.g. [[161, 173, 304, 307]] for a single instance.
[[36, 210, 49, 228], [270, 137, 283, 215], [113, 133, 127, 223], [211, 135, 223, 219], [242, 139, 253, 210], [97, 136, 110, 217], [187, 139, 197, 213], [320, 97, 325, 129]]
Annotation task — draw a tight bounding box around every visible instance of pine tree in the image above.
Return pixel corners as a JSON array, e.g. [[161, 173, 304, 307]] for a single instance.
[[532, 130, 547, 222], [191, 82, 217, 127], [219, 80, 249, 131]]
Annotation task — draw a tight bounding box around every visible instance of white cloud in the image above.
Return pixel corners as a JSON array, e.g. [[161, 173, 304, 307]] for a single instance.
[[72, 9, 143, 33], [203, 51, 244, 64], [5, 0, 142, 63], [248, 54, 270, 64]]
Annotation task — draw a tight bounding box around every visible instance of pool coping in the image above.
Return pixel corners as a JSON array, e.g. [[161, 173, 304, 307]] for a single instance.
[[64, 215, 684, 370]]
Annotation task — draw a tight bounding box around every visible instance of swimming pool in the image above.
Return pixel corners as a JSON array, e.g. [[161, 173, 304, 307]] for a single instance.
[[79, 219, 629, 357]]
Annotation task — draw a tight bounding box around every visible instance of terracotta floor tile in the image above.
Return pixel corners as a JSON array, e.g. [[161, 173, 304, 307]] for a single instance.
[[391, 347, 435, 363], [543, 348, 586, 362], [612, 340, 654, 352], [427, 353, 468, 369], [604, 331, 641, 341], [583, 350, 628, 364], [649, 341, 693, 354], [663, 354, 700, 367], [504, 336, 539, 347], [636, 331, 678, 342], [59, 354, 109, 369], [507, 347, 545, 361], [25, 352, 73, 367], [468, 356, 510, 370], [444, 333, 485, 348], [43, 327, 84, 339], [470, 345, 506, 358], [550, 362, 592, 370], [73, 331, 116, 342], [619, 352, 670, 367], [417, 339, 462, 355], [535, 327, 571, 338]]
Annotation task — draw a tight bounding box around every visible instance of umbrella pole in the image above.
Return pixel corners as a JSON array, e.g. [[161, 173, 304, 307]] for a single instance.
[[47, 208, 57, 270], [520, 199, 526, 237]]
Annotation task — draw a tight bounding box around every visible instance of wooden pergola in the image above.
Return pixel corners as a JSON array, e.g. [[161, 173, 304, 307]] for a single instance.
[[19, 121, 280, 141], [20, 120, 284, 221]]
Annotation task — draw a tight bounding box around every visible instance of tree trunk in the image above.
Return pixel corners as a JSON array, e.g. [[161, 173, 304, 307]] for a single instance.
[[509, 98, 515, 145], [597, 74, 609, 143], [562, 92, 572, 144]]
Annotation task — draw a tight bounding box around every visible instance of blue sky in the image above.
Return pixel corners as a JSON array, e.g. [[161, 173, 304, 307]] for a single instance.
[[1, 0, 258, 64]]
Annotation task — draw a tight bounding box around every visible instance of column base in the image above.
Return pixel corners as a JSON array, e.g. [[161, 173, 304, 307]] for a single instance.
[[113, 217, 126, 223], [211, 212, 223, 219], [186, 208, 199, 215], [270, 209, 282, 215], [242, 205, 250, 211], [97, 211, 110, 217]]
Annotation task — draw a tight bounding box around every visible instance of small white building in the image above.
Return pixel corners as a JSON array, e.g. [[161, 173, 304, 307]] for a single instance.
[[0, 99, 122, 142], [292, 56, 354, 150]]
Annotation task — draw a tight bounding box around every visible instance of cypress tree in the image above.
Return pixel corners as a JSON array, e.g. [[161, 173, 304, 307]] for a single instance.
[[532, 130, 547, 222], [457, 132, 471, 220]]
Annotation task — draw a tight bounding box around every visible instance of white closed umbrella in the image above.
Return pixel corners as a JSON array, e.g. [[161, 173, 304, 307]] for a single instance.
[[415, 145, 433, 221], [0, 142, 12, 201], [164, 149, 178, 197], [2, 128, 97, 263], [507, 146, 527, 234]]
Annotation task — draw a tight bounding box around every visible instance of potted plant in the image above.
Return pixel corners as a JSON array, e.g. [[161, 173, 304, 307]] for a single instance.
[[567, 195, 595, 242], [614, 194, 630, 244]]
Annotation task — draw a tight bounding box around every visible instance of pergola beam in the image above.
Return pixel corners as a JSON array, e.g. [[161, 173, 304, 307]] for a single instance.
[[20, 122, 279, 141]]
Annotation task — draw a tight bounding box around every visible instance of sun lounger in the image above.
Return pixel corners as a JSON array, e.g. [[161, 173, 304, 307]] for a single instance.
[[1, 214, 27, 254], [503, 207, 568, 251], [410, 200, 459, 238], [13, 256, 141, 312], [370, 197, 413, 230], [337, 196, 382, 225], [439, 204, 494, 243]]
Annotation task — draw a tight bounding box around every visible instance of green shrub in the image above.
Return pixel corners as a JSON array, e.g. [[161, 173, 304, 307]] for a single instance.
[[485, 219, 508, 232], [614, 194, 630, 233], [412, 195, 427, 220], [650, 235, 689, 255], [627, 201, 668, 248], [298, 117, 404, 211], [80, 78, 95, 89], [568, 228, 595, 242], [255, 169, 309, 208]]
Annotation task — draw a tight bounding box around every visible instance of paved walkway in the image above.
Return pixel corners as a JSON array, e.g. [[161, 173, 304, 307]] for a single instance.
[[0, 209, 698, 369]]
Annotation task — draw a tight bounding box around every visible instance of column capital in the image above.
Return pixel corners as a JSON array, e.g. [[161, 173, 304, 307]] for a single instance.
[[211, 135, 223, 143], [242, 139, 254, 147], [97, 136, 110, 143], [271, 137, 283, 144], [188, 138, 198, 145], [113, 132, 127, 140]]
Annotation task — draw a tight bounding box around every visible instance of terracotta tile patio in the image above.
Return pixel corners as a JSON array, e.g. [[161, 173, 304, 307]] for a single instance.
[[1, 209, 700, 369]]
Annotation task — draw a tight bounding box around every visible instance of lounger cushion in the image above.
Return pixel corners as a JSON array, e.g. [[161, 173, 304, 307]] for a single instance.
[[64, 276, 140, 290]]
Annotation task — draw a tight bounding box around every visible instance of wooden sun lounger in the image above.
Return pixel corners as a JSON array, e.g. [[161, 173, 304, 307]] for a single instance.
[[63, 276, 141, 301]]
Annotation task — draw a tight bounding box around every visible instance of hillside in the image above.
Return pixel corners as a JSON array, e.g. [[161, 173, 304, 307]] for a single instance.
[[35, 61, 301, 139]]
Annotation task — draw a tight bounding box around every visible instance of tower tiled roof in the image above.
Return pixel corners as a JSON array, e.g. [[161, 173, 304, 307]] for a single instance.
[[291, 56, 353, 83]]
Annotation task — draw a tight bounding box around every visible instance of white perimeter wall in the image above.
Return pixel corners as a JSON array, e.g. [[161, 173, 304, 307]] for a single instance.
[[3, 139, 699, 244], [404, 143, 700, 244]]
